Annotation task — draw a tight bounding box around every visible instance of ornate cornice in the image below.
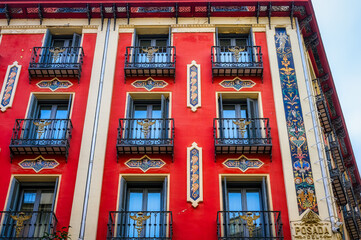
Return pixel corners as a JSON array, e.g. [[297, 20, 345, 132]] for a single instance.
[[171, 24, 215, 28]]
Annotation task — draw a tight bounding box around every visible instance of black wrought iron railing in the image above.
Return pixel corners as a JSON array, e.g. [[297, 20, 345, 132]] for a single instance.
[[211, 46, 263, 68], [107, 211, 173, 240], [9, 119, 73, 159], [214, 118, 271, 146], [117, 118, 174, 147], [125, 46, 176, 67], [29, 46, 84, 81], [0, 211, 57, 239], [124, 46, 176, 79], [217, 211, 283, 240]]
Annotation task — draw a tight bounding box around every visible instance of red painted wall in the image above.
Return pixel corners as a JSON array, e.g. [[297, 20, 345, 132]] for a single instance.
[[0, 32, 96, 229], [97, 31, 291, 239]]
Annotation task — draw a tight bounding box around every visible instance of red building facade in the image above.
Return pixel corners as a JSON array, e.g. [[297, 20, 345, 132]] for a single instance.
[[0, 1, 359, 240]]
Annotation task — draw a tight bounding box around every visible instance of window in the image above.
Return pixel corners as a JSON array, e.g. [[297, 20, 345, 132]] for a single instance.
[[222, 177, 270, 238], [215, 28, 254, 63], [126, 94, 169, 140], [218, 94, 260, 141], [26, 94, 72, 140], [133, 28, 171, 64], [42, 29, 82, 64], [115, 177, 169, 239], [1, 178, 58, 238]]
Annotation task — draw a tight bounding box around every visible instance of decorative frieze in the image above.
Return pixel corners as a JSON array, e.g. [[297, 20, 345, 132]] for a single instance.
[[219, 77, 256, 91], [19, 155, 59, 173], [36, 78, 73, 91], [131, 77, 168, 91], [223, 155, 264, 172], [0, 61, 21, 112], [274, 28, 318, 215], [187, 142, 203, 208], [125, 155, 165, 172]]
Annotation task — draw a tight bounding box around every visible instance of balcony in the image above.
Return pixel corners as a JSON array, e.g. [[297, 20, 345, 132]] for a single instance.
[[9, 119, 73, 160], [107, 211, 173, 240], [328, 140, 345, 172], [312, 79, 332, 133], [329, 168, 347, 206], [344, 210, 361, 239], [29, 47, 84, 82], [217, 211, 283, 240], [344, 181, 357, 208], [211, 46, 263, 80], [214, 118, 272, 155], [0, 211, 57, 239], [124, 46, 176, 80], [117, 118, 174, 157]]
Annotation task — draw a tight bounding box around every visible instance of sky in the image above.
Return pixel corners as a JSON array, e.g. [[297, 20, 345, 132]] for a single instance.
[[311, 0, 361, 172]]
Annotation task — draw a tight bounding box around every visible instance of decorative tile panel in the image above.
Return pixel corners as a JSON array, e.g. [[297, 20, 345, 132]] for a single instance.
[[36, 78, 73, 91], [187, 61, 201, 112], [19, 155, 59, 173], [0, 61, 21, 112], [223, 155, 264, 172], [131, 77, 168, 91], [187, 142, 203, 207], [125, 155, 165, 172], [219, 77, 256, 91], [274, 28, 318, 215]]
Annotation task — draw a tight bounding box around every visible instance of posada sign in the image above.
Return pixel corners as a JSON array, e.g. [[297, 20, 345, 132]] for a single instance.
[[291, 210, 333, 239]]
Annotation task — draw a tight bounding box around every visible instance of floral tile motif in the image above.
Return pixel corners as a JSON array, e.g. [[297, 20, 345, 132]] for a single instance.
[[187, 142, 203, 208], [187, 61, 201, 112], [219, 77, 256, 91], [125, 155, 165, 172], [36, 78, 73, 91], [275, 28, 318, 215], [131, 77, 168, 91], [19, 155, 59, 173], [223, 155, 264, 172], [0, 61, 21, 112]]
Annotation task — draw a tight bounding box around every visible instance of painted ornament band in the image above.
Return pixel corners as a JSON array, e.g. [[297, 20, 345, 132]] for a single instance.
[[187, 142, 203, 207], [0, 61, 21, 112], [187, 60, 201, 112], [274, 28, 318, 214]]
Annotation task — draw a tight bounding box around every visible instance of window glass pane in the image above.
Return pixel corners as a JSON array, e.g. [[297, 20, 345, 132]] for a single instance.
[[235, 38, 247, 46], [20, 191, 36, 212], [156, 40, 167, 47], [139, 40, 152, 48], [55, 106, 68, 119], [223, 105, 236, 118], [228, 192, 242, 211], [134, 105, 147, 119], [52, 40, 66, 48], [219, 38, 231, 47], [128, 191, 143, 212], [39, 106, 52, 119], [246, 191, 261, 211], [147, 192, 161, 211], [151, 105, 161, 118], [39, 191, 54, 211]]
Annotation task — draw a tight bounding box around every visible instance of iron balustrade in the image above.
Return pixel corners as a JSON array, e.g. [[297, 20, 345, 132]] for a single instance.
[[0, 211, 57, 239], [107, 211, 173, 240], [29, 47, 84, 81], [211, 46, 263, 78], [124, 46, 176, 79], [214, 118, 272, 155], [311, 78, 332, 133], [9, 119, 73, 160], [117, 118, 174, 156], [217, 211, 283, 240]]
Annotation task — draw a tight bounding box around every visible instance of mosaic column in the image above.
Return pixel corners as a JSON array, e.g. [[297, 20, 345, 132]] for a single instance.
[[187, 60, 201, 112], [274, 28, 318, 215]]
